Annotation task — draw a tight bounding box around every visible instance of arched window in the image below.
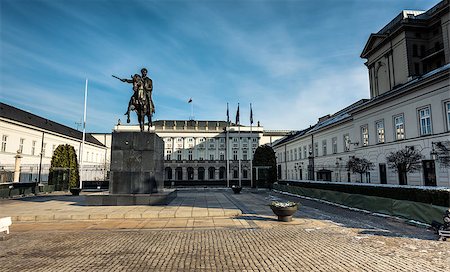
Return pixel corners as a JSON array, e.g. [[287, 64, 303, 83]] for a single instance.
[[198, 167, 205, 180], [165, 167, 172, 180], [208, 167, 215, 180], [175, 167, 183, 180], [187, 167, 194, 180], [376, 62, 389, 94], [219, 167, 226, 179]]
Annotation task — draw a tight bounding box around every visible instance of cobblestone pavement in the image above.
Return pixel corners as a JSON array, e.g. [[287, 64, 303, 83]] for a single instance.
[[1, 189, 449, 271]]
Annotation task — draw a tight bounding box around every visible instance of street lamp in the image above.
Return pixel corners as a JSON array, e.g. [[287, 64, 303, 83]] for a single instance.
[[430, 142, 439, 160]]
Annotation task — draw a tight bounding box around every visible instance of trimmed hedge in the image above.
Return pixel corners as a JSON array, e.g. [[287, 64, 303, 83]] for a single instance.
[[278, 181, 450, 207]]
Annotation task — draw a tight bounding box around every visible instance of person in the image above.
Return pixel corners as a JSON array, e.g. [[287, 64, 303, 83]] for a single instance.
[[119, 68, 154, 123]]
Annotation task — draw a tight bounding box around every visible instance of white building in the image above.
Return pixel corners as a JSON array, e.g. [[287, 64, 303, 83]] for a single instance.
[[0, 103, 108, 183], [93, 121, 288, 186], [273, 0, 450, 187]]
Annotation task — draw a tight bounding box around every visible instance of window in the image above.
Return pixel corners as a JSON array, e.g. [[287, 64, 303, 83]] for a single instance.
[[375, 120, 385, 143], [243, 150, 248, 160], [19, 138, 25, 153], [314, 143, 318, 157], [332, 137, 337, 154], [52, 144, 56, 155], [198, 151, 204, 160], [188, 150, 193, 160], [209, 154, 214, 160], [322, 140, 327, 156], [343, 134, 350, 152], [243, 169, 248, 179], [220, 138, 225, 143], [294, 149, 297, 160], [233, 170, 238, 178], [361, 125, 369, 146], [1, 135, 7, 152], [303, 146, 307, 158], [219, 151, 225, 160], [290, 150, 293, 161], [32, 141, 36, 155], [166, 150, 172, 160], [418, 107, 432, 135], [298, 147, 302, 159], [233, 150, 238, 160], [446, 102, 450, 131], [177, 150, 182, 160], [42, 143, 47, 157], [394, 114, 405, 140]]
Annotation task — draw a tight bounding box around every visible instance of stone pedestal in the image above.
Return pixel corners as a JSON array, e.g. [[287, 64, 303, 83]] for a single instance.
[[110, 132, 164, 194], [85, 131, 176, 206]]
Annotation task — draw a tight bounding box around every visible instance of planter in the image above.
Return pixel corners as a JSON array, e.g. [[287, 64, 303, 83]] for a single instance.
[[231, 186, 242, 194], [270, 204, 298, 222], [70, 188, 82, 196]]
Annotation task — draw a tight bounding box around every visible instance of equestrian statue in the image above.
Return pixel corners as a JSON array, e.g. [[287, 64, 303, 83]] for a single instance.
[[113, 68, 155, 132]]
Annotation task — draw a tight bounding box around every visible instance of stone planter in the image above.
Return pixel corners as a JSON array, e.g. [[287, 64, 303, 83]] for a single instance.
[[231, 186, 242, 194], [270, 204, 298, 222], [70, 188, 82, 196]]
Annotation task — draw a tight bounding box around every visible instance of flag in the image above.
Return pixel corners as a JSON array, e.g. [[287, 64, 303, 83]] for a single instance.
[[250, 103, 253, 124], [226, 103, 229, 123], [188, 98, 192, 103], [235, 103, 240, 125]]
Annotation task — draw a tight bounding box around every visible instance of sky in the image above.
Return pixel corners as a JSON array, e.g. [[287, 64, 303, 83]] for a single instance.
[[0, 0, 441, 133]]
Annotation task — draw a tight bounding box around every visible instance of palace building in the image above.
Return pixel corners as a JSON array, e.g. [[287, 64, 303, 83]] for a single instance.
[[273, 0, 450, 187], [92, 121, 288, 186]]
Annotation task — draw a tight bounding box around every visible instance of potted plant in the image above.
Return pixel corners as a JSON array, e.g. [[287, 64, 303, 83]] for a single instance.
[[269, 201, 299, 222], [70, 187, 82, 196], [231, 185, 242, 194]]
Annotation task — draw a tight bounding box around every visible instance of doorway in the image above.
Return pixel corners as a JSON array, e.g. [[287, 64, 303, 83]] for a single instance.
[[422, 160, 436, 186]]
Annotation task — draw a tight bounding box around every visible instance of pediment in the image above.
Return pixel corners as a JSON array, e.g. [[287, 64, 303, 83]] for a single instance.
[[360, 34, 388, 58]]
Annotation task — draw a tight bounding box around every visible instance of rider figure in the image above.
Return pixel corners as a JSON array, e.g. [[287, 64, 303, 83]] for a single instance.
[[120, 68, 154, 123]]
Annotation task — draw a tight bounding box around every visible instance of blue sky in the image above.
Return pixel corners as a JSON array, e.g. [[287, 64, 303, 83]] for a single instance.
[[0, 0, 440, 133]]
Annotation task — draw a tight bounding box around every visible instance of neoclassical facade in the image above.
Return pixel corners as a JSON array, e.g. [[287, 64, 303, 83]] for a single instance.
[[273, 0, 450, 187], [95, 121, 288, 186], [0, 103, 108, 183]]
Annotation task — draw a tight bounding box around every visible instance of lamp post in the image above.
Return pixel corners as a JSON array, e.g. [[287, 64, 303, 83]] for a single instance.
[[430, 142, 438, 161]]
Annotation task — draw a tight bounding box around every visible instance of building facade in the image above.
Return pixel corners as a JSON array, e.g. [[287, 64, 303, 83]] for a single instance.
[[273, 0, 450, 187], [0, 103, 108, 183], [94, 121, 288, 186]]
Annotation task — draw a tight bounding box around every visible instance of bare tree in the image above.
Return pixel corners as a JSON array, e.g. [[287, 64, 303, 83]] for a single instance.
[[434, 141, 450, 168], [346, 156, 374, 182], [386, 147, 423, 185]]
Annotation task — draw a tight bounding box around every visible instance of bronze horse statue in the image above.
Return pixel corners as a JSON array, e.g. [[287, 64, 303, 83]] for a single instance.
[[113, 73, 153, 132], [129, 74, 152, 132]]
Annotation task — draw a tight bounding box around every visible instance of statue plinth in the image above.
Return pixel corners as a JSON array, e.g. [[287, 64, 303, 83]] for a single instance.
[[86, 131, 176, 205], [110, 131, 163, 194]]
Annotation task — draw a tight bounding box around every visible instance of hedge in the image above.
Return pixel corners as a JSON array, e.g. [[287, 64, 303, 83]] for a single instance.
[[277, 180, 450, 207]]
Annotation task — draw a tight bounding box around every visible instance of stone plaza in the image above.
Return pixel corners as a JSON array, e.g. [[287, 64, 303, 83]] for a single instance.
[[1, 190, 449, 271]]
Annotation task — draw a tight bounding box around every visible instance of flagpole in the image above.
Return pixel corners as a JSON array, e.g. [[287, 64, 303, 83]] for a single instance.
[[226, 103, 230, 188], [191, 100, 194, 120], [250, 103, 253, 188], [79, 78, 88, 190], [238, 103, 241, 187]]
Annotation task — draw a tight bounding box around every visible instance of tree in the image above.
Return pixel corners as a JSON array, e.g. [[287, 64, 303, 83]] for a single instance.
[[346, 156, 374, 183], [434, 141, 450, 168], [386, 147, 423, 185], [252, 145, 277, 188], [50, 144, 80, 189]]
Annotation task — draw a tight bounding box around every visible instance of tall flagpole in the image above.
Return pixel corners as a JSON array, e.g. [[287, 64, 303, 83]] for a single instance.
[[79, 78, 88, 189], [226, 103, 230, 188], [237, 103, 241, 187], [250, 103, 253, 188]]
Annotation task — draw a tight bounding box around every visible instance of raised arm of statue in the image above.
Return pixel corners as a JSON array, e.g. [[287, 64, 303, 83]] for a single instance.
[[112, 75, 133, 83]]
